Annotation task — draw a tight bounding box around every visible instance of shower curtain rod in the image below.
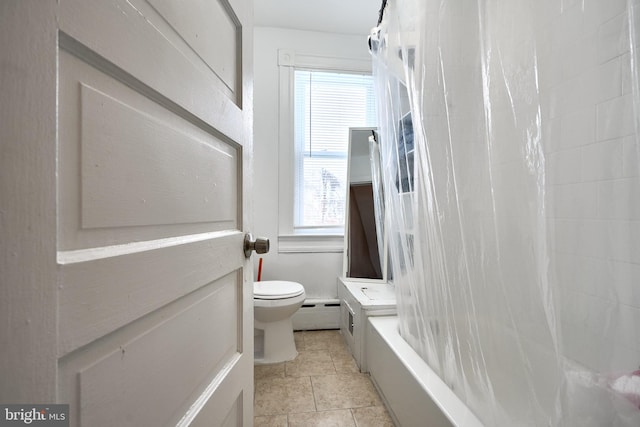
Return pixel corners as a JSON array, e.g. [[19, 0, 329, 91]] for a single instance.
[[377, 0, 388, 25]]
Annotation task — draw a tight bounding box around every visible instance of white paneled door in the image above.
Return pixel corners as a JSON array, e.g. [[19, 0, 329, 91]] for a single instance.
[[0, 0, 254, 425]]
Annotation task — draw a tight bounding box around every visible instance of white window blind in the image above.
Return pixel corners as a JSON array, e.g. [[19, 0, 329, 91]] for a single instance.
[[293, 70, 376, 230]]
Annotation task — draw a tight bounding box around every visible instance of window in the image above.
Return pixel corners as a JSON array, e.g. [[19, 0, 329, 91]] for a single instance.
[[278, 51, 375, 252], [293, 70, 377, 231]]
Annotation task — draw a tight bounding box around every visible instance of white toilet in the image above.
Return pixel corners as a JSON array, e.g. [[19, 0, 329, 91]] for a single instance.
[[253, 280, 306, 364]]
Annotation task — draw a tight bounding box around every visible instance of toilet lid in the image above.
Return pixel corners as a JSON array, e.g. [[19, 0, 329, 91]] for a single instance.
[[254, 280, 304, 299]]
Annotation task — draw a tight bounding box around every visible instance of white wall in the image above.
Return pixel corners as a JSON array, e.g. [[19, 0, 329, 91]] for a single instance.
[[252, 27, 372, 298]]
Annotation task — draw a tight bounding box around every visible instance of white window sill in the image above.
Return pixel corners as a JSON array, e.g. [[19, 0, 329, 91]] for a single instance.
[[278, 234, 344, 253]]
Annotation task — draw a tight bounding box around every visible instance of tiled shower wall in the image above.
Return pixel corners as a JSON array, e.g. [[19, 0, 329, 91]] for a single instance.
[[540, 0, 640, 373]]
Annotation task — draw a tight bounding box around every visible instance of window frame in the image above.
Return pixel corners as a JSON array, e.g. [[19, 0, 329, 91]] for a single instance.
[[277, 50, 373, 253]]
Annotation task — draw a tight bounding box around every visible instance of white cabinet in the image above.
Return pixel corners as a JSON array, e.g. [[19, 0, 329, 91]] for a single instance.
[[338, 278, 396, 372]]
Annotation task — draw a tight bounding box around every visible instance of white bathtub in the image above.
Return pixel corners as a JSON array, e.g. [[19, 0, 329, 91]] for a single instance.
[[366, 316, 484, 427]]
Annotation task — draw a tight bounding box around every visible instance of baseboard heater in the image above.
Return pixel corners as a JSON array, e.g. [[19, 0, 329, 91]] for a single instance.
[[292, 298, 341, 330]]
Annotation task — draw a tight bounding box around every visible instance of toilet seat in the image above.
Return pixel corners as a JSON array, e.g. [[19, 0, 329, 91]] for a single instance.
[[254, 280, 304, 300]]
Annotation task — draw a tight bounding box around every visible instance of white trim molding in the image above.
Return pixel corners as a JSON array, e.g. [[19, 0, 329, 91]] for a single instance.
[[278, 50, 372, 72], [278, 234, 344, 253]]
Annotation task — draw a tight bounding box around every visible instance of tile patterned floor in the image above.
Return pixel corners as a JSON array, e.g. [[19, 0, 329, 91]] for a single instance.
[[254, 330, 395, 427]]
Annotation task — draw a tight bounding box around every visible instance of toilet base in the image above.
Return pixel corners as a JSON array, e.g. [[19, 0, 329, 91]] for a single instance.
[[254, 317, 298, 364]]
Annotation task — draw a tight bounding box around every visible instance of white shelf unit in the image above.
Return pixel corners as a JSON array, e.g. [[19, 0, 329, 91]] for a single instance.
[[338, 277, 396, 372]]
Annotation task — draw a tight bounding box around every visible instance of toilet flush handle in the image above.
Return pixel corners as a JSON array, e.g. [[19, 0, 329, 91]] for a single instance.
[[244, 233, 270, 258]]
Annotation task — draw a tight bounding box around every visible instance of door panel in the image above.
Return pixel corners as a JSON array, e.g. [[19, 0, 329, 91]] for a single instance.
[[147, 0, 241, 100], [58, 232, 243, 355], [58, 50, 239, 249], [58, 0, 244, 141], [66, 273, 239, 426], [58, 272, 245, 425], [79, 83, 237, 229], [54, 0, 253, 425]]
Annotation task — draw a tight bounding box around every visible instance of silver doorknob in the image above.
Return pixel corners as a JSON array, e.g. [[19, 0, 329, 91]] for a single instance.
[[244, 233, 270, 258]]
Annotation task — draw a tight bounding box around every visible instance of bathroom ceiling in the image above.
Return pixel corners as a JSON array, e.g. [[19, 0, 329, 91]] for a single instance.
[[254, 0, 382, 36]]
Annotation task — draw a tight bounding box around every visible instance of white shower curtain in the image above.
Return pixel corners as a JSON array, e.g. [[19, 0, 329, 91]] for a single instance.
[[371, 0, 640, 425]]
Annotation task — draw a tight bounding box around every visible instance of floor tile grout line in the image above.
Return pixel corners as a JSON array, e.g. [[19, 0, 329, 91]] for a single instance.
[[349, 408, 359, 427], [308, 374, 319, 413]]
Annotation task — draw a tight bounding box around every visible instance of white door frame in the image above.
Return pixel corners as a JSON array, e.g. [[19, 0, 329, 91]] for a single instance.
[[1, 0, 59, 402]]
